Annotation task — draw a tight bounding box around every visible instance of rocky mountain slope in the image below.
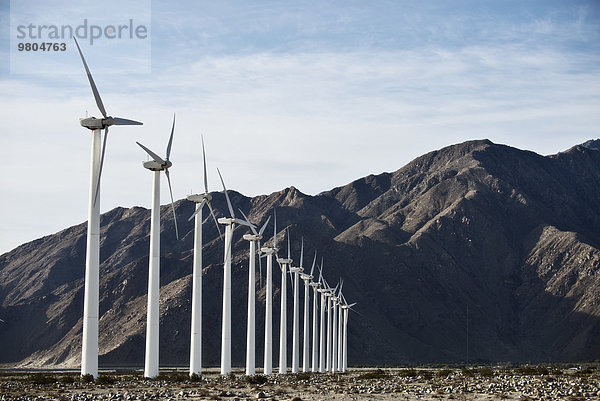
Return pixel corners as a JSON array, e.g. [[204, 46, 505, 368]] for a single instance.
[[1, 139, 599, 367]]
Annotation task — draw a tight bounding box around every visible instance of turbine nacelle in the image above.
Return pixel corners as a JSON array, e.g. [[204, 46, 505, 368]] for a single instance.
[[143, 159, 172, 171], [187, 193, 212, 203], [80, 116, 142, 131], [243, 233, 262, 242], [300, 273, 312, 281], [289, 266, 303, 273]]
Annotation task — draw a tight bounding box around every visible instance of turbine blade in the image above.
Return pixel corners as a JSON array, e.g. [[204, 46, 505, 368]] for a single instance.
[[339, 278, 344, 294], [259, 215, 271, 236], [165, 169, 179, 240], [93, 126, 109, 207], [73, 37, 107, 118], [238, 209, 258, 235], [166, 113, 175, 161], [273, 209, 277, 249], [224, 223, 240, 257], [206, 201, 222, 237], [310, 251, 317, 276], [201, 135, 208, 194], [217, 168, 235, 218], [258, 242, 263, 288], [287, 227, 291, 260], [188, 197, 207, 222], [136, 142, 166, 164], [111, 117, 142, 126], [318, 257, 324, 282], [299, 237, 304, 268], [348, 302, 357, 308]]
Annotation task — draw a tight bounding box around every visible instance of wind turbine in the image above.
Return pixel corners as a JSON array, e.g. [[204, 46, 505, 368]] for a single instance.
[[316, 261, 327, 373], [308, 253, 320, 372], [216, 169, 255, 375], [340, 293, 357, 372], [277, 229, 293, 374], [331, 279, 340, 372], [299, 247, 315, 372], [186, 136, 221, 377], [240, 210, 271, 376], [260, 210, 278, 375], [136, 115, 179, 379], [322, 276, 338, 372], [336, 281, 344, 371], [289, 237, 304, 373], [74, 38, 142, 379]]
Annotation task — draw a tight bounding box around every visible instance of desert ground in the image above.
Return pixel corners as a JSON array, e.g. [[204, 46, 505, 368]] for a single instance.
[[0, 366, 598, 401]]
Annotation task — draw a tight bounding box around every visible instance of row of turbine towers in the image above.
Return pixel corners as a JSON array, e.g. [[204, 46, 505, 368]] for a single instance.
[[73, 39, 357, 379]]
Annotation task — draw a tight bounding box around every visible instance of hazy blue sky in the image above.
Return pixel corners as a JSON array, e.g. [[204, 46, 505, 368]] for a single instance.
[[0, 0, 599, 253]]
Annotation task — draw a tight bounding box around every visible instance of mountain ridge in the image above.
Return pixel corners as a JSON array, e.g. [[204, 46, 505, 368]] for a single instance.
[[1, 138, 599, 367]]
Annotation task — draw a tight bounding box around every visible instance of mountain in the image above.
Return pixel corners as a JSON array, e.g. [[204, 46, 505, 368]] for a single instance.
[[1, 139, 599, 367]]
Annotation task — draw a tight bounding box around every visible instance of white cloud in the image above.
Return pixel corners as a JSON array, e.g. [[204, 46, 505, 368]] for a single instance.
[[1, 1, 599, 254]]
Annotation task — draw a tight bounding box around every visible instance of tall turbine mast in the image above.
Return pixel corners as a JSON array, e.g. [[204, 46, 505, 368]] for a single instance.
[[136, 115, 179, 379], [316, 260, 327, 372], [240, 210, 271, 376], [74, 38, 142, 379], [308, 252, 320, 372], [277, 228, 293, 374], [186, 136, 221, 377], [299, 243, 313, 372], [216, 170, 255, 375], [289, 236, 303, 373], [260, 210, 278, 375]]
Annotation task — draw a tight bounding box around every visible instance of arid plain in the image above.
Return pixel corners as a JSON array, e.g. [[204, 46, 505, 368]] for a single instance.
[[1, 366, 598, 401]]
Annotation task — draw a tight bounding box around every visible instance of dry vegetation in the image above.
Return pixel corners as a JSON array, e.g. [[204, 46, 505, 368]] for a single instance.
[[0, 365, 598, 400]]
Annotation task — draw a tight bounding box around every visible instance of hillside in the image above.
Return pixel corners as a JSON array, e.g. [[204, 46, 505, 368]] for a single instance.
[[1, 139, 599, 367]]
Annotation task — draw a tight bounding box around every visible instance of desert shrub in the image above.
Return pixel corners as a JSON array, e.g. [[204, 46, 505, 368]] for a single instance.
[[418, 370, 433, 380], [479, 368, 494, 377], [190, 373, 202, 382], [59, 375, 76, 384], [516, 366, 548, 376], [436, 368, 454, 377], [574, 367, 593, 376], [293, 372, 311, 381], [246, 374, 268, 385], [27, 373, 56, 385], [81, 374, 94, 383], [95, 374, 116, 385], [358, 368, 388, 379], [398, 368, 418, 378], [155, 371, 188, 382]]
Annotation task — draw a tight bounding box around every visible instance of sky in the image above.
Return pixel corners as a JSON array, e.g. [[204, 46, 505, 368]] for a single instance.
[[0, 0, 599, 254]]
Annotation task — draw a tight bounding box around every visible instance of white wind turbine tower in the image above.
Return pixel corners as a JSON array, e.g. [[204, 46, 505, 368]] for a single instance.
[[308, 254, 321, 372], [186, 136, 221, 377], [322, 276, 338, 372], [316, 260, 327, 373], [299, 248, 316, 372], [74, 38, 142, 379], [239, 209, 271, 376], [289, 237, 304, 373], [216, 169, 255, 375], [339, 292, 357, 372], [331, 279, 341, 372], [260, 210, 278, 375], [277, 230, 293, 374], [340, 293, 357, 372], [336, 281, 344, 371], [136, 115, 180, 378]]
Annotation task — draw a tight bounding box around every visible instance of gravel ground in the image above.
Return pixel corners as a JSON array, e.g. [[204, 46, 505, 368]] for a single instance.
[[0, 367, 598, 400]]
